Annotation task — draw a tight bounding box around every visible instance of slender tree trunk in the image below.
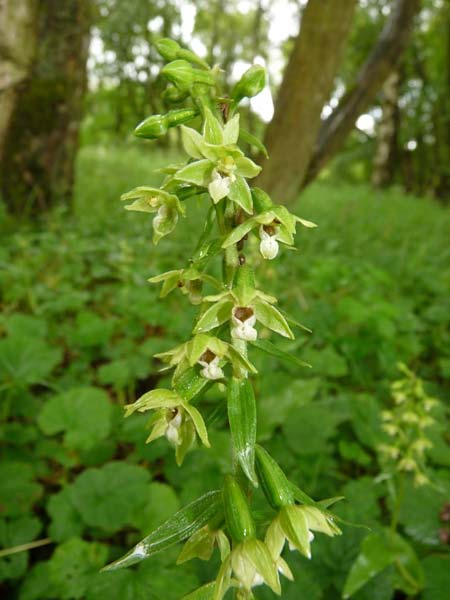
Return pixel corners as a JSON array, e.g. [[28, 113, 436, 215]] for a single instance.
[[0, 0, 38, 161], [0, 0, 92, 215], [256, 0, 357, 201], [371, 70, 400, 188], [304, 0, 421, 188]]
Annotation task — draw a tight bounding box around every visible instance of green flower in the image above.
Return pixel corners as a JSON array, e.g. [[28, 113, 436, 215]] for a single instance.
[[194, 266, 293, 340], [124, 388, 209, 465], [121, 186, 185, 244], [172, 109, 261, 213], [222, 187, 316, 260], [213, 538, 282, 600], [148, 266, 221, 305], [155, 333, 257, 381], [177, 525, 230, 565], [265, 504, 341, 561]]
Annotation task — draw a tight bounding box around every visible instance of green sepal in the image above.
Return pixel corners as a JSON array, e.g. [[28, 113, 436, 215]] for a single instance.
[[253, 299, 294, 339], [194, 300, 233, 333], [223, 475, 256, 543], [251, 187, 273, 212], [102, 490, 223, 571], [228, 176, 253, 214], [203, 107, 223, 144], [227, 378, 258, 487], [254, 445, 295, 509]]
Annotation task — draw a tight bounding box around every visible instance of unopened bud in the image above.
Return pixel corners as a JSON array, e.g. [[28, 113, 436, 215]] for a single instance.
[[231, 65, 266, 103], [255, 445, 295, 509], [223, 475, 256, 543]]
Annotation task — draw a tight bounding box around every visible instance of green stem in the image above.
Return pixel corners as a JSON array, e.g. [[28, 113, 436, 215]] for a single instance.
[[390, 473, 405, 532], [0, 538, 52, 558]]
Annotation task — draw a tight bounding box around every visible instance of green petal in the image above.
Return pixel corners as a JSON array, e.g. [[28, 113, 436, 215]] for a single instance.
[[279, 505, 310, 558], [183, 402, 210, 447], [222, 218, 257, 248], [175, 159, 213, 186], [235, 156, 262, 178], [203, 107, 224, 144], [124, 389, 181, 416], [253, 299, 294, 339], [243, 539, 281, 595], [181, 125, 207, 159], [223, 114, 240, 144], [194, 300, 233, 333]]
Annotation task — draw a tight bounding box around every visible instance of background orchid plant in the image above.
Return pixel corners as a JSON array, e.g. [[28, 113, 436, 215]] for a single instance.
[[102, 39, 343, 599]]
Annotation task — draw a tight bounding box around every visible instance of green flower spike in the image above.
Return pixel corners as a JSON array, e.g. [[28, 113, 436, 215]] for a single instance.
[[121, 186, 185, 244], [194, 265, 294, 340], [173, 109, 261, 213], [222, 188, 317, 260], [155, 333, 257, 382], [124, 388, 210, 465]]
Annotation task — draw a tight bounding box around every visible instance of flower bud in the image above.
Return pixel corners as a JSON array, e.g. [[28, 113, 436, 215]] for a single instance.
[[164, 108, 198, 127], [252, 188, 273, 213], [223, 475, 256, 543], [134, 114, 168, 139], [162, 60, 214, 90], [255, 446, 295, 509], [259, 227, 279, 260], [155, 38, 180, 62], [162, 85, 190, 104], [231, 65, 266, 103]]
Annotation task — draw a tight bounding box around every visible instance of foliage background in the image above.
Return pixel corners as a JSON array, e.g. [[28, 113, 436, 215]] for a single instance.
[[0, 0, 449, 598]]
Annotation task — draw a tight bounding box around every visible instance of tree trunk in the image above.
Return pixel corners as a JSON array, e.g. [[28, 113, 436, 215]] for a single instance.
[[304, 0, 421, 188], [256, 0, 357, 201], [0, 0, 92, 215], [371, 70, 400, 188], [0, 0, 38, 161]]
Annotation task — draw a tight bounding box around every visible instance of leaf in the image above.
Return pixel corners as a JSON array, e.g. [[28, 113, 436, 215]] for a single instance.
[[175, 159, 213, 186], [238, 127, 269, 158], [102, 490, 223, 571], [68, 462, 151, 533], [227, 176, 253, 214], [343, 529, 424, 598], [183, 582, 216, 600], [227, 378, 258, 486], [253, 299, 294, 339], [422, 556, 450, 600], [0, 335, 61, 388], [38, 387, 113, 451], [0, 462, 42, 518], [131, 483, 180, 535], [47, 488, 84, 542], [251, 339, 311, 369]]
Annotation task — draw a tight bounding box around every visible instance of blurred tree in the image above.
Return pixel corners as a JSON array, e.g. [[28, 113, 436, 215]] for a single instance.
[[0, 0, 37, 163], [257, 0, 358, 201], [0, 0, 92, 215], [258, 0, 422, 202], [371, 70, 400, 188]]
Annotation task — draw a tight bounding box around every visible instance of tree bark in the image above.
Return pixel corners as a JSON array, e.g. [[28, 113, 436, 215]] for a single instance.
[[256, 0, 357, 201], [0, 0, 92, 215], [304, 0, 421, 188], [0, 0, 38, 161], [371, 70, 400, 188]]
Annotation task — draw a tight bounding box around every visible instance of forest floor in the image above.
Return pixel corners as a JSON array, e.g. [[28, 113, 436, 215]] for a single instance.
[[0, 144, 449, 599]]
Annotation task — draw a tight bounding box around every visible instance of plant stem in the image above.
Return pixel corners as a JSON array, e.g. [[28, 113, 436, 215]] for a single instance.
[[0, 538, 52, 558]]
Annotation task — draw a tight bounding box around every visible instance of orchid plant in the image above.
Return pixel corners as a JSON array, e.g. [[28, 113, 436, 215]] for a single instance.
[[103, 39, 342, 599]]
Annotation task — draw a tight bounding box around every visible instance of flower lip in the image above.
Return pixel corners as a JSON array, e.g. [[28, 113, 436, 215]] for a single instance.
[[199, 349, 217, 363], [233, 306, 254, 322]]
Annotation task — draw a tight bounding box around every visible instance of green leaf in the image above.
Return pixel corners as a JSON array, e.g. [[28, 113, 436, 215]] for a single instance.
[[131, 482, 180, 535], [183, 582, 216, 600], [422, 556, 450, 600], [47, 488, 84, 542], [0, 462, 42, 517], [238, 128, 269, 158], [0, 334, 61, 388], [175, 159, 213, 186], [68, 462, 151, 533], [343, 530, 424, 598], [227, 378, 258, 486], [251, 339, 311, 369], [38, 387, 112, 451], [227, 176, 253, 214], [253, 299, 294, 339], [102, 490, 223, 571]]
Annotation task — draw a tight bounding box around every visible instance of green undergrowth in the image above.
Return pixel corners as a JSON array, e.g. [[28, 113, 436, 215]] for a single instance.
[[0, 145, 449, 599]]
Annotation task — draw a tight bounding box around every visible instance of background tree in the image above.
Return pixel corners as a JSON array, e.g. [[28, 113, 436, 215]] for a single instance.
[[0, 0, 92, 215]]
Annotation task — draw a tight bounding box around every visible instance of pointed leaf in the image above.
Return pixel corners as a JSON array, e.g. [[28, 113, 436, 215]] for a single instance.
[[251, 339, 311, 369], [238, 127, 269, 158], [228, 176, 253, 214], [102, 491, 223, 571], [227, 378, 258, 486]]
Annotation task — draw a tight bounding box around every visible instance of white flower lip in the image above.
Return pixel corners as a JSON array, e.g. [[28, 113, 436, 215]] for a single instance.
[[208, 169, 234, 203], [231, 306, 258, 341], [165, 410, 183, 445], [199, 355, 224, 380], [259, 226, 279, 260]]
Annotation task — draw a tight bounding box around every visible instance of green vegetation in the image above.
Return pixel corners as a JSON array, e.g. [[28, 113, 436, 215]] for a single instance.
[[0, 144, 449, 598]]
